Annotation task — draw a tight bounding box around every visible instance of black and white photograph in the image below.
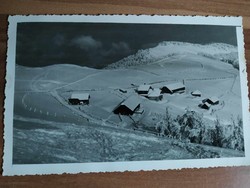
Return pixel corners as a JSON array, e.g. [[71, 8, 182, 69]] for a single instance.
[[3, 15, 250, 175]]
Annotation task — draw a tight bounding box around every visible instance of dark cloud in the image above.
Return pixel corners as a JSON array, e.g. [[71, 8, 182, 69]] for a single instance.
[[16, 22, 237, 68], [53, 34, 65, 46], [102, 42, 131, 57]]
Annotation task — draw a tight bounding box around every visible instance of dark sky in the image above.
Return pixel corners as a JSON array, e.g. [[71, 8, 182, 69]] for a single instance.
[[16, 22, 237, 68]]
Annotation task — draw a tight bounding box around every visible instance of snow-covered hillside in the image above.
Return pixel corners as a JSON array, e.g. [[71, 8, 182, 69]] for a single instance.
[[106, 42, 238, 69], [13, 40, 244, 164]]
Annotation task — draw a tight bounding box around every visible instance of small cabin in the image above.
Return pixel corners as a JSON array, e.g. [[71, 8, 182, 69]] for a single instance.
[[147, 88, 163, 101], [137, 84, 152, 95], [113, 95, 141, 115], [203, 96, 219, 105], [199, 102, 211, 110], [191, 90, 202, 97], [161, 82, 185, 94], [68, 93, 90, 105]]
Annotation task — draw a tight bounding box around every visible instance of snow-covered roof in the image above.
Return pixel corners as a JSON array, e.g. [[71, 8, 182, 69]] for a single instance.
[[191, 90, 202, 95], [70, 93, 90, 100], [148, 88, 162, 97], [208, 96, 219, 103], [121, 95, 140, 111], [203, 102, 211, 108], [163, 82, 185, 91], [138, 84, 151, 91]]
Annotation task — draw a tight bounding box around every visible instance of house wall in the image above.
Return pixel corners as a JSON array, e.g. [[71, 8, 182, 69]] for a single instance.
[[138, 90, 149, 95], [113, 105, 133, 115], [161, 87, 172, 94], [114, 104, 140, 115], [172, 87, 185, 93], [69, 99, 80, 105], [69, 99, 89, 105], [191, 93, 201, 97], [148, 95, 163, 101]]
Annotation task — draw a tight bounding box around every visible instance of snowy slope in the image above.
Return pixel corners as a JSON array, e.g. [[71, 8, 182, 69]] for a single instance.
[[15, 64, 99, 92], [106, 42, 238, 69], [13, 41, 244, 164]]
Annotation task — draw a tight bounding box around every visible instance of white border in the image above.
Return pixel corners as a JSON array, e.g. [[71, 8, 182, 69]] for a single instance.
[[3, 15, 250, 176], [8, 15, 242, 26]]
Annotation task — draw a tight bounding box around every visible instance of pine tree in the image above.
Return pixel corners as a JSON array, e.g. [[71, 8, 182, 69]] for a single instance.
[[211, 118, 224, 147]]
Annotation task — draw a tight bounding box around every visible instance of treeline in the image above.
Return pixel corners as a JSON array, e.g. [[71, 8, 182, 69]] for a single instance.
[[151, 108, 244, 151], [106, 48, 176, 69]]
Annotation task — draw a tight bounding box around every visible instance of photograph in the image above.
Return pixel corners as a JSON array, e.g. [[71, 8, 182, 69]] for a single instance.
[[3, 15, 250, 175]]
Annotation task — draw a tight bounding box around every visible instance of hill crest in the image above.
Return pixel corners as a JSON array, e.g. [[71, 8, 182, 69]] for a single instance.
[[106, 41, 238, 69]]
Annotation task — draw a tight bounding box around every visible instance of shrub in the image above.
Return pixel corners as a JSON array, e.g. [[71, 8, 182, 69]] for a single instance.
[[176, 109, 204, 143]]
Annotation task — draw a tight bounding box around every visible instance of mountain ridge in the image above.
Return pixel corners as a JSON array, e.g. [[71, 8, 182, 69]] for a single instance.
[[106, 41, 238, 69]]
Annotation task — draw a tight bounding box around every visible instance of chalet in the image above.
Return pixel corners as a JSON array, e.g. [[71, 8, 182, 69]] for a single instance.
[[68, 93, 90, 105], [137, 84, 152, 95], [113, 95, 141, 115], [199, 102, 211, 110], [161, 82, 185, 94], [147, 88, 163, 101], [191, 90, 202, 97], [203, 96, 219, 105]]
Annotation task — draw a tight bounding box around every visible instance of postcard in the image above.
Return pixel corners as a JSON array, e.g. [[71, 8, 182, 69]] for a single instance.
[[3, 15, 250, 175]]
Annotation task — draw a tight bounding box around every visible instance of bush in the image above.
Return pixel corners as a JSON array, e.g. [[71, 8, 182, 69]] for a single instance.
[[176, 109, 204, 143]]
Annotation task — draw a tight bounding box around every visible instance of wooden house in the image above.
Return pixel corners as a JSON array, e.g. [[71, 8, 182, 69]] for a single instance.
[[199, 102, 211, 110], [113, 95, 141, 115], [203, 96, 219, 105], [161, 82, 185, 94], [68, 93, 90, 105], [147, 88, 163, 101], [191, 90, 202, 97], [137, 84, 152, 95]]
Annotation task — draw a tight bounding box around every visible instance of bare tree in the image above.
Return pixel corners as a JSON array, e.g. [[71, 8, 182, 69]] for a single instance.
[[153, 108, 174, 137], [164, 107, 172, 136]]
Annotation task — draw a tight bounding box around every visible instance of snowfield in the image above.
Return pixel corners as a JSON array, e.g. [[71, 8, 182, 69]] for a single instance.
[[13, 41, 244, 164]]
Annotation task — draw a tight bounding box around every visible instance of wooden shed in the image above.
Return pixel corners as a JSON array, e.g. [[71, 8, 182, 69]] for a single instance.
[[199, 102, 211, 110], [191, 90, 202, 97], [203, 96, 219, 105]]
